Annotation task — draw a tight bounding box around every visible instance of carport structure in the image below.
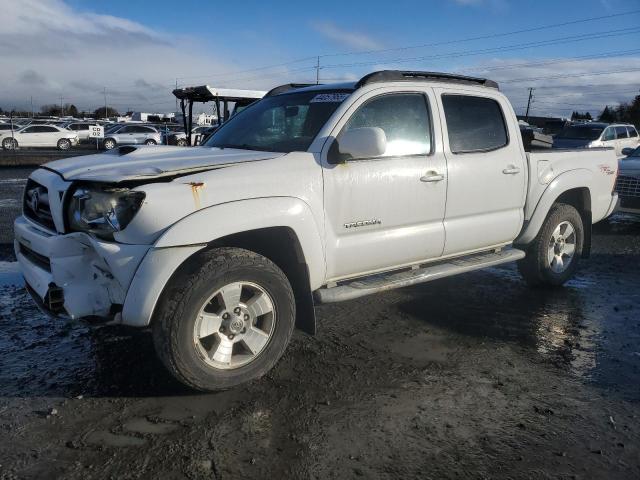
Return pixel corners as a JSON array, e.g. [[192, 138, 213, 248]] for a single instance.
[[172, 86, 266, 146]]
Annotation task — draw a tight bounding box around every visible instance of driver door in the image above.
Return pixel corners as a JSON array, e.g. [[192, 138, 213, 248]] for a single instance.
[[322, 89, 447, 281]]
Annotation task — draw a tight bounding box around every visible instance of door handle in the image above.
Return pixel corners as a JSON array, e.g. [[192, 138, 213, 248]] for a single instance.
[[420, 171, 445, 183], [502, 165, 521, 175]]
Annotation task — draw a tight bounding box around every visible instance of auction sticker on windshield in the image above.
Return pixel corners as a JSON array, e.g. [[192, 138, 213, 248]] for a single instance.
[[310, 93, 350, 103]]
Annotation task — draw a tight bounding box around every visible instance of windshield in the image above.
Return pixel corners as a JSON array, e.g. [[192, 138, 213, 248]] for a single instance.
[[204, 90, 352, 152], [556, 125, 604, 140]]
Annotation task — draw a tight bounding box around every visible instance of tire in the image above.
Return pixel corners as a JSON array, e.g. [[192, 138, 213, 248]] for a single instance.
[[103, 138, 116, 150], [176, 138, 187, 147], [2, 138, 17, 150], [57, 138, 71, 150], [152, 247, 296, 391], [518, 203, 583, 287], [144, 139, 157, 145]]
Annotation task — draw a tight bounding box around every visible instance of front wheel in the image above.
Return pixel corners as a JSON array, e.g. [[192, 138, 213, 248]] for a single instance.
[[152, 247, 295, 391], [518, 203, 583, 287], [103, 138, 116, 150], [144, 139, 157, 145], [57, 138, 71, 150], [2, 138, 18, 150]]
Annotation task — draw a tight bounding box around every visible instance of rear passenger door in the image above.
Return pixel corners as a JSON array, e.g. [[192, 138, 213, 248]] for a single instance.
[[435, 89, 527, 256]]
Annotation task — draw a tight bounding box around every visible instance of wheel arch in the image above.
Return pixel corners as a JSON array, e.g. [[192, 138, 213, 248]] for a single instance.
[[122, 197, 324, 333], [516, 169, 594, 255]]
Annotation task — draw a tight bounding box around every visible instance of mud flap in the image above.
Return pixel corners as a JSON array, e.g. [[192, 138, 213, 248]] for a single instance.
[[582, 211, 592, 259], [295, 289, 316, 335]]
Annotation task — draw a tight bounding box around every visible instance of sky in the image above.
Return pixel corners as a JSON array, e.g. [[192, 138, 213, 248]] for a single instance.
[[1, 0, 639, 118]]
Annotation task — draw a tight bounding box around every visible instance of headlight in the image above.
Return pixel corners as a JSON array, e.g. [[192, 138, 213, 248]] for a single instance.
[[67, 186, 145, 240]]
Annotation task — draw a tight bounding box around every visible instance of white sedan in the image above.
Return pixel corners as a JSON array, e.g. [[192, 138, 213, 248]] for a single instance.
[[1, 125, 79, 150]]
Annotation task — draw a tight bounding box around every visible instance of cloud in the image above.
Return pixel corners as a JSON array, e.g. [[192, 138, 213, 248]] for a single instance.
[[312, 22, 382, 51], [19, 70, 47, 86], [0, 0, 285, 113], [456, 56, 640, 118]]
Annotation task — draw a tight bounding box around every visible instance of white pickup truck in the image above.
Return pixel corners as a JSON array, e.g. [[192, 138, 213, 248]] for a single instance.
[[14, 71, 618, 391]]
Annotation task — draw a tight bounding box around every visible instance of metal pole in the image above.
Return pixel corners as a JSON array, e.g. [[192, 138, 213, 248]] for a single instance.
[[103, 87, 107, 120], [30, 96, 33, 118], [175, 78, 178, 114], [60, 96, 64, 117], [525, 87, 534, 121], [316, 56, 320, 84]]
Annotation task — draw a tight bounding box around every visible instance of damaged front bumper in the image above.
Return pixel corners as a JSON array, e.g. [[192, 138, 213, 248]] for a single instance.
[[14, 215, 149, 321], [14, 215, 205, 327]]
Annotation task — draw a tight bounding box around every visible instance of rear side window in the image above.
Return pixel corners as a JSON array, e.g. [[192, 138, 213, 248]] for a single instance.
[[342, 93, 432, 158], [629, 127, 638, 138], [615, 126, 629, 138], [442, 95, 508, 153]]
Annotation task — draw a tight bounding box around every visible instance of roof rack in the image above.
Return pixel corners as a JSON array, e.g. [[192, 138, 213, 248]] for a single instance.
[[264, 83, 318, 97], [355, 70, 499, 90]]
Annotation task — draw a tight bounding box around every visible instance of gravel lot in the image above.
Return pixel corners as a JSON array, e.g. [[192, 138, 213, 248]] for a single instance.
[[0, 166, 639, 479]]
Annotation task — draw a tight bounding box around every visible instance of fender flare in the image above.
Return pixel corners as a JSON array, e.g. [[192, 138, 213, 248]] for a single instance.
[[157, 196, 326, 287], [121, 197, 325, 328], [516, 169, 594, 246]]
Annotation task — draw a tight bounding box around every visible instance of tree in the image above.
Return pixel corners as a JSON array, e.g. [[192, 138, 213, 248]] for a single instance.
[[40, 104, 62, 116], [93, 106, 120, 119], [66, 104, 79, 117], [598, 106, 616, 123]]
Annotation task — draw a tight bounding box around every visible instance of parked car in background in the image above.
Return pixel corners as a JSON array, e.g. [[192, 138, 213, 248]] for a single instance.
[[0, 124, 78, 150], [553, 122, 639, 155], [616, 146, 640, 216], [66, 122, 99, 142], [167, 125, 217, 146], [101, 124, 161, 150]]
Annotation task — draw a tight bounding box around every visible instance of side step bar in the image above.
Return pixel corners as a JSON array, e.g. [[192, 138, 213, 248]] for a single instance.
[[314, 248, 526, 304]]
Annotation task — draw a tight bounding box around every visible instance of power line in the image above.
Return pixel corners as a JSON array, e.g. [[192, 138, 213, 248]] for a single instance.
[[320, 27, 639, 70], [318, 9, 640, 58]]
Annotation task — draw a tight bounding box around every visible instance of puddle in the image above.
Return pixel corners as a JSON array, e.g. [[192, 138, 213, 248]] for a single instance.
[[0, 261, 21, 287]]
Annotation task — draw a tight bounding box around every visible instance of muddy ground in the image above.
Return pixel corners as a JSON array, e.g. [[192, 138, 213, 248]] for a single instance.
[[0, 167, 639, 479]]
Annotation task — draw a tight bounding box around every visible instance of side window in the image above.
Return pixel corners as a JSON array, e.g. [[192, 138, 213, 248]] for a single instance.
[[119, 126, 134, 133], [42, 126, 58, 132], [22, 126, 37, 133], [615, 126, 629, 139], [629, 127, 639, 138], [340, 93, 431, 158], [442, 95, 508, 153], [602, 127, 615, 141]]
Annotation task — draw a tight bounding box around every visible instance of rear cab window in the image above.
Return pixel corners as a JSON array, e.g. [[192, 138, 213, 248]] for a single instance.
[[441, 94, 508, 153]]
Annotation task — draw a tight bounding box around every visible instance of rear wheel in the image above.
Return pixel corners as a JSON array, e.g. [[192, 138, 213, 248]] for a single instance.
[[176, 138, 187, 147], [144, 139, 157, 145], [57, 138, 71, 150], [152, 247, 296, 391], [518, 203, 583, 287], [103, 138, 116, 150]]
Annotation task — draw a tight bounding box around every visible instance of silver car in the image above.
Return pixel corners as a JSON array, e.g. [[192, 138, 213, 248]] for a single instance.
[[102, 124, 161, 150], [616, 146, 640, 216]]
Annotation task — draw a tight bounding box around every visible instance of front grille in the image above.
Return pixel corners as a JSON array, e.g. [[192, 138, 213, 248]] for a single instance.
[[23, 179, 56, 231], [19, 243, 51, 272], [615, 175, 640, 199]]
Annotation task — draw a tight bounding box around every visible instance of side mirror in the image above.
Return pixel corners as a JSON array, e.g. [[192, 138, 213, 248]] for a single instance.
[[621, 147, 635, 157], [338, 127, 387, 159]]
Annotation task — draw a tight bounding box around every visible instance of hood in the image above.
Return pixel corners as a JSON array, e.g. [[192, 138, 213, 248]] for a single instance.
[[45, 145, 285, 182], [552, 138, 591, 149], [619, 157, 640, 176]]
